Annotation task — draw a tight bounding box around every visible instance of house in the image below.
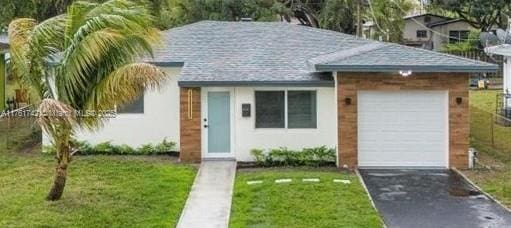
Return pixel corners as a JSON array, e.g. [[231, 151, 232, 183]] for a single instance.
[[365, 13, 481, 51], [72, 21, 497, 169], [0, 34, 8, 111]]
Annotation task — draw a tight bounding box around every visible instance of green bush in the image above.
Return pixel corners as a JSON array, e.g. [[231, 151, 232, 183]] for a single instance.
[[250, 146, 336, 167], [43, 138, 177, 156]]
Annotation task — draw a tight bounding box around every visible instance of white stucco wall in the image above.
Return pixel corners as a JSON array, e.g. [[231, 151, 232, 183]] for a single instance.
[[223, 86, 337, 161], [43, 71, 337, 162], [43, 67, 182, 148]]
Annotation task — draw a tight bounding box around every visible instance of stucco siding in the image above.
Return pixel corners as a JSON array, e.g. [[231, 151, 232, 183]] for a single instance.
[[70, 67, 182, 148], [231, 87, 337, 161]]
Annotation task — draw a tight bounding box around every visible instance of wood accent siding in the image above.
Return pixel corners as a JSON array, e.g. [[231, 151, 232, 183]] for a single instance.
[[180, 87, 202, 162]]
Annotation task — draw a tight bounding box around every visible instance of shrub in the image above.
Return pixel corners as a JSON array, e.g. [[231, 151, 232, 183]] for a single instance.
[[94, 141, 119, 154], [250, 146, 336, 167], [250, 149, 265, 166], [43, 138, 177, 156], [138, 144, 157, 155], [154, 139, 177, 154]]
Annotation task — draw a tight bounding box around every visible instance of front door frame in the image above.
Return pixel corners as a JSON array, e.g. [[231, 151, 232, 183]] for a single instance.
[[201, 87, 235, 159]]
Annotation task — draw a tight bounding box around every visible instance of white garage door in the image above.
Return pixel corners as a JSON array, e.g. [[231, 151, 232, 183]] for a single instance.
[[358, 91, 448, 168]]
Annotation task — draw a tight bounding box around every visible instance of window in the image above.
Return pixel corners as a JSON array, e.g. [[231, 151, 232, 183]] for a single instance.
[[424, 16, 431, 23], [255, 90, 317, 129], [117, 94, 144, 114], [449, 30, 469, 43], [416, 30, 427, 38], [255, 91, 285, 128], [288, 91, 317, 128]]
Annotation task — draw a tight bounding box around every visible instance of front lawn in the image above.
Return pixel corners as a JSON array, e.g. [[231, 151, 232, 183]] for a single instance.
[[0, 152, 196, 227], [230, 168, 383, 228], [463, 89, 511, 208]]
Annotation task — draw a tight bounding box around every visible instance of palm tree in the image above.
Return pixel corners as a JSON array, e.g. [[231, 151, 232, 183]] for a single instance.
[[8, 0, 167, 201]]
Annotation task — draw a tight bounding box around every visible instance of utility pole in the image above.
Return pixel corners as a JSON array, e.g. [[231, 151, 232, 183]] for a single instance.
[[356, 0, 363, 37]]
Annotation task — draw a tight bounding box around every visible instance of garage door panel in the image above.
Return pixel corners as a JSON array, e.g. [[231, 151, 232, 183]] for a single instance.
[[358, 91, 448, 168], [359, 132, 445, 142]]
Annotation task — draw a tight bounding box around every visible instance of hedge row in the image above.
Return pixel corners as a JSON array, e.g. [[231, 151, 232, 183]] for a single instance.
[[43, 138, 177, 155], [250, 146, 336, 167]]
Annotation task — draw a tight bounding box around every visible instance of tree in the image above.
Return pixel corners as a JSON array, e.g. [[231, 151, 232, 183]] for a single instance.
[[366, 0, 414, 42], [430, 0, 511, 31], [8, 0, 167, 201], [279, 0, 359, 34], [0, 0, 81, 29], [318, 0, 356, 34]]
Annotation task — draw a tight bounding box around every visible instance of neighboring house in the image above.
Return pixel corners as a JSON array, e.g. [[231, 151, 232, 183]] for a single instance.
[[365, 13, 482, 51], [0, 34, 8, 111], [65, 21, 496, 169]]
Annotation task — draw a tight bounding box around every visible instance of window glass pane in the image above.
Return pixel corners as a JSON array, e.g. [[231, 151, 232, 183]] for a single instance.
[[288, 91, 316, 128], [255, 91, 285, 128], [449, 31, 458, 43], [118, 94, 144, 114], [416, 30, 427, 38], [459, 31, 469, 41]]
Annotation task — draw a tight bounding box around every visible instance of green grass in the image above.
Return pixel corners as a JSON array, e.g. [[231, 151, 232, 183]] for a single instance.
[[229, 168, 383, 228], [469, 90, 511, 157], [464, 89, 511, 208], [0, 153, 197, 227]]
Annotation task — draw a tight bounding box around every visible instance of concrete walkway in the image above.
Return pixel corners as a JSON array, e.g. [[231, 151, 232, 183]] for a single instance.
[[177, 161, 236, 228]]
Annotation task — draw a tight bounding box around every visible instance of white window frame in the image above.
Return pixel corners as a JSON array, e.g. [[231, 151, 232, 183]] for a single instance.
[[254, 88, 318, 129]]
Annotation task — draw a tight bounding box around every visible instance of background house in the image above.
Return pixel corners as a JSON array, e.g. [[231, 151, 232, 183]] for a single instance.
[[365, 13, 483, 51]]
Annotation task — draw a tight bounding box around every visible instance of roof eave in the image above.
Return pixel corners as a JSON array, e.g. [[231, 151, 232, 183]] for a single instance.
[[178, 80, 335, 87], [314, 64, 498, 73], [147, 61, 185, 67]]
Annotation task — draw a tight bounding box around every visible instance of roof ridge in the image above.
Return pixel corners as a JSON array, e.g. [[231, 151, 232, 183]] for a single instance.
[[307, 42, 388, 70]]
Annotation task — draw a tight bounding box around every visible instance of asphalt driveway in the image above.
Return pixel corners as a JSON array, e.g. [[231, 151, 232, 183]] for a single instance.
[[359, 169, 511, 228]]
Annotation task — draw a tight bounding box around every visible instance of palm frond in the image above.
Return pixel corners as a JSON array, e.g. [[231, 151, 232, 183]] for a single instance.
[[37, 98, 77, 136], [31, 14, 67, 57], [8, 18, 37, 88], [64, 1, 98, 47], [85, 62, 167, 119]]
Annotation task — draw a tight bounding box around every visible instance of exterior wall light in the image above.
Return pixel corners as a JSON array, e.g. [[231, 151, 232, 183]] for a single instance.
[[399, 70, 413, 77], [456, 97, 463, 105], [344, 97, 352, 105]]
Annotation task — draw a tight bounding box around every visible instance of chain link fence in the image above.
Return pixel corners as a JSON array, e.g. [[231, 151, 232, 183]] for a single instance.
[[0, 107, 42, 153], [470, 105, 511, 159]]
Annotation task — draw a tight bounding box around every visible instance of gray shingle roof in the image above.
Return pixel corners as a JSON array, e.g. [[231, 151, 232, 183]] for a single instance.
[[150, 21, 497, 86], [315, 43, 498, 72]]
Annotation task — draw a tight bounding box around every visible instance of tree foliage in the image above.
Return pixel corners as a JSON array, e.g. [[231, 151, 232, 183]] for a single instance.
[[319, 0, 356, 34], [0, 0, 84, 30], [430, 0, 511, 31], [366, 0, 414, 42]]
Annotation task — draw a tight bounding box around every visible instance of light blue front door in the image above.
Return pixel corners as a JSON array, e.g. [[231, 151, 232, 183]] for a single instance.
[[207, 92, 231, 154]]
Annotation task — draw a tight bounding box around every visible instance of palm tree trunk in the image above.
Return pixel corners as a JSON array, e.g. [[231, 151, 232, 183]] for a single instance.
[[46, 160, 68, 201], [46, 132, 71, 201]]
